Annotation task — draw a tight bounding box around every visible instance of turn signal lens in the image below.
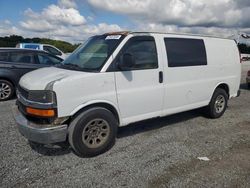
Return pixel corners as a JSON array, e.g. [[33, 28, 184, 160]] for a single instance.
[[26, 107, 55, 117]]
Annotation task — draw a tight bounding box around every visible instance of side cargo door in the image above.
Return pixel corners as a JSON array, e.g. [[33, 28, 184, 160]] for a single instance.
[[162, 37, 208, 114]]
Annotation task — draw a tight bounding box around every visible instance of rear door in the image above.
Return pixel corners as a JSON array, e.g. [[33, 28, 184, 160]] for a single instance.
[[113, 35, 165, 124], [0, 51, 9, 62], [8, 51, 40, 80]]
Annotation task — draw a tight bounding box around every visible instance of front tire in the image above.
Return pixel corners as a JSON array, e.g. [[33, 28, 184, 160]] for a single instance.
[[206, 88, 228, 119], [68, 107, 118, 157], [0, 79, 14, 101]]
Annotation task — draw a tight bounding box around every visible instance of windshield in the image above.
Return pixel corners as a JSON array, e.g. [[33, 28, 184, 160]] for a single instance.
[[59, 34, 125, 72]]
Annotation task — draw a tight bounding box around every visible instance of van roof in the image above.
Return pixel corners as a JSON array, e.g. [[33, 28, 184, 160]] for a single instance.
[[104, 31, 234, 40]]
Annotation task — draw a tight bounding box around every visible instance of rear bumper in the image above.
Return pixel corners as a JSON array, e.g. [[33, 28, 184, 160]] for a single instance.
[[237, 89, 241, 97], [13, 106, 67, 144]]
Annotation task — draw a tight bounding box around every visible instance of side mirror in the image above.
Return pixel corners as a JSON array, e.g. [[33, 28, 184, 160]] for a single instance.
[[118, 53, 135, 70]]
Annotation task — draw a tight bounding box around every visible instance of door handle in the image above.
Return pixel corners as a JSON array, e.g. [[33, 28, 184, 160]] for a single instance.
[[11, 65, 17, 68], [159, 71, 163, 83]]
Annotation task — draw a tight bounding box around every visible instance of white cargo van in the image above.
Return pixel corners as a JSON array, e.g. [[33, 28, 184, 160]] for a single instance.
[[14, 31, 241, 157]]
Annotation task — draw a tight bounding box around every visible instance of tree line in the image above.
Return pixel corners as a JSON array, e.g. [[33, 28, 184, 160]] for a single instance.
[[0, 35, 250, 54], [0, 35, 80, 53]]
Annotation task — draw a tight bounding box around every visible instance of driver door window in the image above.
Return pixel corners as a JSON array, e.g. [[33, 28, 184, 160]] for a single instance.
[[118, 36, 158, 70]]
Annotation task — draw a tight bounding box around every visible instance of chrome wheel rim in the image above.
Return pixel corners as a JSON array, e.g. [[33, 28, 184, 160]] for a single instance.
[[82, 118, 110, 149], [0, 82, 11, 100], [215, 95, 225, 113]]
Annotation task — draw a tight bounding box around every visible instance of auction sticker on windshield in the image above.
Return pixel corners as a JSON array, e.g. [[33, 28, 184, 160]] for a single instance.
[[105, 35, 121, 40]]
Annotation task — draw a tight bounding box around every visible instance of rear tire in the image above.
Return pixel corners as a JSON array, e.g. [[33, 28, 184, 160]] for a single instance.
[[0, 79, 14, 101], [68, 107, 118, 157], [248, 83, 250, 89], [206, 88, 228, 119]]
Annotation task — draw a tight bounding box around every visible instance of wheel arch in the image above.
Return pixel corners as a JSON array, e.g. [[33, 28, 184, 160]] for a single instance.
[[70, 101, 121, 125], [0, 76, 16, 87], [212, 83, 230, 99]]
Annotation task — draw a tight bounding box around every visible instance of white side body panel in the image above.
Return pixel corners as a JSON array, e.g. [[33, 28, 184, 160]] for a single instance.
[[204, 38, 241, 98], [157, 34, 241, 116]]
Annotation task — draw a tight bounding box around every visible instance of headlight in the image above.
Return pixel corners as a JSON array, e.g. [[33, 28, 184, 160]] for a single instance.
[[28, 90, 57, 104]]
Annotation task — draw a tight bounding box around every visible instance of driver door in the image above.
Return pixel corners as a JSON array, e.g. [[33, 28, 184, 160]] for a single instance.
[[113, 36, 164, 125]]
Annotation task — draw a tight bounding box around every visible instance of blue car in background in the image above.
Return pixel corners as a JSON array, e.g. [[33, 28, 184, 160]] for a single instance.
[[16, 43, 66, 59]]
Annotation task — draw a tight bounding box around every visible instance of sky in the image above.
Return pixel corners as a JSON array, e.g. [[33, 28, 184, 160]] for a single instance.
[[0, 0, 250, 44]]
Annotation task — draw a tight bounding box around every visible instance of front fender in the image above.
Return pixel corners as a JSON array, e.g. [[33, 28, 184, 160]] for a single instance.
[[69, 100, 121, 123]]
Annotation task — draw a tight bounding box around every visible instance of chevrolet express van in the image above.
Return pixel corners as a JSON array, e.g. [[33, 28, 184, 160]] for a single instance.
[[14, 31, 241, 157]]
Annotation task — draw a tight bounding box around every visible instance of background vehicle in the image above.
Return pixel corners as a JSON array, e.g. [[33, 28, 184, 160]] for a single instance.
[[0, 48, 63, 101], [14, 32, 241, 157], [16, 43, 67, 59], [247, 70, 250, 88]]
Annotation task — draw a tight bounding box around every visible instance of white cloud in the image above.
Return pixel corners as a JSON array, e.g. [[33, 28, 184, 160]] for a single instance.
[[47, 23, 123, 42], [0, 20, 24, 36], [138, 23, 240, 38], [21, 5, 86, 31], [86, 0, 250, 44], [87, 0, 250, 28], [58, 0, 77, 8], [4, 20, 11, 25], [44, 5, 85, 26], [20, 19, 55, 32], [1, 0, 250, 44], [14, 1, 122, 42]]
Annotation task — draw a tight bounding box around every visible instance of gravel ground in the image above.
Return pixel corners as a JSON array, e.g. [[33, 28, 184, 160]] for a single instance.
[[0, 62, 250, 188]]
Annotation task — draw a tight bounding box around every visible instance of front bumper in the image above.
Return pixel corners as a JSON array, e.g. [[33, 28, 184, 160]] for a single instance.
[[13, 107, 68, 144]]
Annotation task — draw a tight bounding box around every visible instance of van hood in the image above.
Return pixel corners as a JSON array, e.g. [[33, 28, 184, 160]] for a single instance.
[[19, 67, 83, 90]]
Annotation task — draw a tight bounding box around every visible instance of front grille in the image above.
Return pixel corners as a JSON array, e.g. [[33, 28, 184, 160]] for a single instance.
[[17, 85, 29, 99]]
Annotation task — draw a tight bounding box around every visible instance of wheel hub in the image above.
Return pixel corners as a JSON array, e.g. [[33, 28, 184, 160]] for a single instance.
[[215, 95, 225, 113], [82, 118, 110, 149], [0, 82, 11, 100]]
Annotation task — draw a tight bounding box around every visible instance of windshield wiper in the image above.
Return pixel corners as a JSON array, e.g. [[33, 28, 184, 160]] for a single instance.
[[56, 63, 98, 72], [56, 63, 82, 70]]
